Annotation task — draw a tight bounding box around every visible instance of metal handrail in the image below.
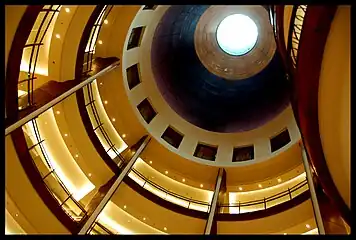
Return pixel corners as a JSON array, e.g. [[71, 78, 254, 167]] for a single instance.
[[287, 5, 308, 69], [130, 168, 211, 207], [219, 178, 308, 210], [19, 5, 61, 109]]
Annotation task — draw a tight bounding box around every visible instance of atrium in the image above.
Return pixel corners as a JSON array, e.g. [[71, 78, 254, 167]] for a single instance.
[[5, 5, 350, 234]]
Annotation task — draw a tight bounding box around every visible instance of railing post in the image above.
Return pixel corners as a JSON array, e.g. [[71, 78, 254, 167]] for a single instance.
[[288, 187, 292, 200], [264, 198, 266, 209], [78, 135, 150, 234], [300, 143, 325, 234]]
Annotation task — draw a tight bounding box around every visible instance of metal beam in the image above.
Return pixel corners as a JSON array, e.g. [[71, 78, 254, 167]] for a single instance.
[[5, 61, 120, 136], [204, 168, 224, 235], [78, 136, 150, 234], [301, 143, 325, 234]]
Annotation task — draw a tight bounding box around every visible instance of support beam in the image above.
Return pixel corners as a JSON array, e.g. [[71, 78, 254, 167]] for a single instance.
[[204, 168, 225, 235], [301, 143, 325, 234], [5, 61, 120, 136], [78, 135, 150, 234]]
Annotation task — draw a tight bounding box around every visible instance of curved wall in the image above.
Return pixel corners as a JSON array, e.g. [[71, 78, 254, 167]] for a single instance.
[[318, 5, 350, 208]]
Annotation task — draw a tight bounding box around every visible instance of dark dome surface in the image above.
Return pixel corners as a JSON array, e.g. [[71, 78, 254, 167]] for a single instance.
[[151, 5, 290, 133]]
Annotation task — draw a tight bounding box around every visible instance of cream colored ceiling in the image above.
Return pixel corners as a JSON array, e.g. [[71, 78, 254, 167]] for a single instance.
[[318, 6, 350, 208]]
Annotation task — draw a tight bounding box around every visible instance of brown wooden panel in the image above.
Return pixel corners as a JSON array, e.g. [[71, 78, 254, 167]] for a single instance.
[[291, 6, 350, 224]]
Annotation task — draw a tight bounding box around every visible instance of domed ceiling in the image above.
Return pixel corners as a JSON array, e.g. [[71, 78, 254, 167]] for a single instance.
[[151, 5, 290, 133]]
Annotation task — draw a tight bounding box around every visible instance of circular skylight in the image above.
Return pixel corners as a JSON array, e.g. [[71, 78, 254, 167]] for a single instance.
[[216, 14, 258, 56]]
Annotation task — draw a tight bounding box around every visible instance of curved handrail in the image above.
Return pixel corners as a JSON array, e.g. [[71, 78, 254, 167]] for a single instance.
[[218, 178, 308, 213]]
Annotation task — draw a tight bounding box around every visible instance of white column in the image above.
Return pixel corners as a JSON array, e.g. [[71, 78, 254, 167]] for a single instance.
[[204, 168, 224, 235], [78, 136, 150, 234], [301, 143, 325, 234]]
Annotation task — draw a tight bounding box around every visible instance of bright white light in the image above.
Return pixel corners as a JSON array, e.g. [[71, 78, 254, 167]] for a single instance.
[[216, 14, 258, 56]]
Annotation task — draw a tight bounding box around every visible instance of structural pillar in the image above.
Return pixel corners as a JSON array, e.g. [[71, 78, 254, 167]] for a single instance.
[[78, 135, 151, 234], [204, 168, 226, 235], [300, 143, 325, 234]]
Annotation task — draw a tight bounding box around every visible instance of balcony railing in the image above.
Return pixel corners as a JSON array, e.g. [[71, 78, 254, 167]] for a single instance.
[[18, 5, 61, 111], [288, 5, 307, 69], [218, 178, 308, 214], [88, 221, 114, 235], [22, 118, 88, 223]]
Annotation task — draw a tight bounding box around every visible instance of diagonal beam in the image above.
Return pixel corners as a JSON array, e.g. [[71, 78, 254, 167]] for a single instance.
[[5, 61, 120, 136], [78, 135, 150, 234], [204, 168, 225, 234]]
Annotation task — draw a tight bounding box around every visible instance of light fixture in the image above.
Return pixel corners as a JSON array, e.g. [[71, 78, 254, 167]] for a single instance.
[[143, 217, 146, 221], [55, 34, 60, 39], [15, 213, 18, 217], [123, 205, 127, 209], [283, 233, 287, 235], [128, 220, 131, 223], [165, 170, 168, 175], [56, 110, 60, 114], [182, 178, 185, 182], [100, 82, 103, 85], [164, 227, 167, 231], [98, 40, 103, 45], [104, 19, 108, 24], [112, 118, 116, 122], [18, 106, 22, 110], [88, 173, 92, 177], [104, 100, 108, 104], [64, 133, 68, 137], [278, 178, 282, 183], [44, 122, 48, 125], [306, 224, 310, 229], [75, 154, 79, 158], [65, 7, 70, 13], [200, 184, 203, 188], [149, 161, 152, 164], [122, 134, 126, 138], [258, 184, 262, 188], [238, 187, 243, 191]]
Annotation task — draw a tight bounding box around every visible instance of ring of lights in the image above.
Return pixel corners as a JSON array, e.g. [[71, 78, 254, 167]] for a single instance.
[[194, 5, 276, 80]]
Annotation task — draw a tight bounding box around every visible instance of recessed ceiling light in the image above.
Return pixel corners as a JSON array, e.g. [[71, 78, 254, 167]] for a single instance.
[[64, 133, 68, 137], [149, 161, 152, 164], [122, 134, 126, 138], [128, 220, 131, 223], [278, 178, 282, 183], [165, 170, 168, 174], [164, 227, 167, 231], [56, 111, 60, 114], [306, 224, 310, 229], [104, 100, 108, 104], [75, 154, 79, 158], [98, 40, 103, 45], [15, 213, 18, 217], [200, 184, 203, 188], [55, 34, 60, 39], [88, 173, 92, 177], [143, 217, 146, 221], [283, 233, 287, 235], [65, 7, 70, 13], [238, 187, 243, 191], [112, 118, 116, 122], [100, 82, 103, 85], [123, 205, 127, 209], [104, 19, 108, 24], [18, 106, 22, 110], [258, 184, 262, 188], [182, 178, 185, 182]]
